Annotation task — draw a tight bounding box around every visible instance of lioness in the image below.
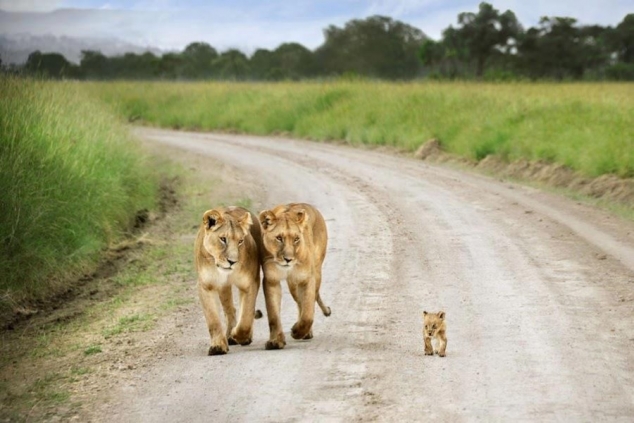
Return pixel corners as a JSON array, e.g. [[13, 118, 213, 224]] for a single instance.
[[259, 203, 331, 350], [194, 206, 262, 355], [423, 311, 447, 357]]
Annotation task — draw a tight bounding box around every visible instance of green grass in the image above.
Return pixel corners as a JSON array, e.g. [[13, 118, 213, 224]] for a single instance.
[[0, 76, 158, 314], [86, 80, 634, 178]]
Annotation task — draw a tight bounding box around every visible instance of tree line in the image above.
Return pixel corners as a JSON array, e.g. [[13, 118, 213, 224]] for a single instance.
[[3, 3, 633, 81]]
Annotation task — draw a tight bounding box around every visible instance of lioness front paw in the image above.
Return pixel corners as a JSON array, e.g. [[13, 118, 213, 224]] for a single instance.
[[228, 337, 238, 346], [424, 349, 434, 356], [291, 321, 313, 340], [302, 330, 313, 340], [208, 345, 228, 356], [230, 328, 253, 346], [265, 339, 286, 350]]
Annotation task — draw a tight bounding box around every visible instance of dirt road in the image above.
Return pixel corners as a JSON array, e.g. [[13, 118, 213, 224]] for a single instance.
[[100, 128, 634, 421]]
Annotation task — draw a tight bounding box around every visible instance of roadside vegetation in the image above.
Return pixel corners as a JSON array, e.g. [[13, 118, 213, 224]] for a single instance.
[[89, 80, 634, 179], [0, 76, 157, 316]]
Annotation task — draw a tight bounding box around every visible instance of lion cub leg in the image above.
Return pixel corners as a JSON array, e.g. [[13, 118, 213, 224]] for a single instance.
[[218, 285, 238, 346], [437, 330, 447, 357], [290, 278, 315, 340], [424, 336, 434, 356], [263, 277, 286, 350], [231, 281, 258, 346], [198, 284, 229, 355]]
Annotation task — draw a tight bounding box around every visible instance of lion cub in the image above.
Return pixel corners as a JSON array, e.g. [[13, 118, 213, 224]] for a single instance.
[[423, 311, 447, 357]]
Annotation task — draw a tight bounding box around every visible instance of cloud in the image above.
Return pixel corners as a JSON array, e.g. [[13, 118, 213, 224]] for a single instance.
[[0, 0, 65, 11]]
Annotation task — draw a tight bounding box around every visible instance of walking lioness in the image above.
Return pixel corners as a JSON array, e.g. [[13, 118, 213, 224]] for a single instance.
[[194, 206, 262, 355], [259, 203, 331, 350]]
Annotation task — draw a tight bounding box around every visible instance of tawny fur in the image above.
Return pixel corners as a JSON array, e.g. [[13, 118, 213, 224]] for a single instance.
[[259, 203, 331, 350], [423, 311, 447, 357], [194, 206, 264, 356]]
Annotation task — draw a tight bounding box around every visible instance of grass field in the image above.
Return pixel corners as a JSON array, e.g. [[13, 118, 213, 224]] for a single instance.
[[0, 76, 157, 313], [87, 81, 634, 178]]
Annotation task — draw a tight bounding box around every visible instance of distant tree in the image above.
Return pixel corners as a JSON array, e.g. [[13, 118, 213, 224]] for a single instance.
[[213, 49, 250, 80], [250, 48, 277, 79], [182, 42, 218, 78], [272, 43, 317, 79], [610, 14, 634, 63], [25, 50, 73, 78], [80, 50, 109, 79], [516, 17, 606, 79], [450, 2, 521, 77], [316, 15, 427, 79], [159, 52, 186, 79]]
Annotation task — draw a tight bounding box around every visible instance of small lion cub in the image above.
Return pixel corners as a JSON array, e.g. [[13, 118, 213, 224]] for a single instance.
[[423, 311, 447, 357]]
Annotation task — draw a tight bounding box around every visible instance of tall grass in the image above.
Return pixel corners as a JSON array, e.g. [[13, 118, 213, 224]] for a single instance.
[[88, 80, 634, 178], [0, 76, 157, 311]]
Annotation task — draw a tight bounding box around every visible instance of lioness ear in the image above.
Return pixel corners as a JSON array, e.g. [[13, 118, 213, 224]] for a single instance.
[[238, 211, 253, 231], [295, 209, 308, 226], [437, 311, 445, 320], [259, 210, 276, 231], [423, 311, 428, 316], [202, 210, 223, 231]]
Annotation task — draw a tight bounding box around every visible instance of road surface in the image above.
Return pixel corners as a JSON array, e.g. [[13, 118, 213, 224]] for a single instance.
[[100, 128, 634, 422]]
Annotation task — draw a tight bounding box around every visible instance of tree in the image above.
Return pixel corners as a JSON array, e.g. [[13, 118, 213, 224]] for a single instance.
[[25, 51, 73, 78], [182, 42, 218, 78], [80, 50, 109, 79], [451, 2, 521, 77], [213, 49, 249, 80], [316, 15, 427, 79], [272, 43, 317, 79], [611, 14, 634, 63]]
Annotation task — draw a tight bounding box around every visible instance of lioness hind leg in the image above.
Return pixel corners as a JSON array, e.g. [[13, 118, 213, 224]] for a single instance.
[[198, 284, 229, 355], [218, 285, 237, 345]]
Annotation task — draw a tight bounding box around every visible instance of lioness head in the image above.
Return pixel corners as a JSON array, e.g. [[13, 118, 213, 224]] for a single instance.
[[259, 206, 309, 268], [200, 208, 252, 272], [423, 311, 445, 337]]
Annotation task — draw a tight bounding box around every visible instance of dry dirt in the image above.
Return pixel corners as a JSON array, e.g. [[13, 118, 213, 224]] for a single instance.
[[6, 128, 634, 421], [82, 128, 634, 422]]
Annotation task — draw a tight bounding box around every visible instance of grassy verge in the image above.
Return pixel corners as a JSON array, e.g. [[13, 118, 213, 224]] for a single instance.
[[0, 146, 257, 420], [0, 76, 157, 315], [86, 80, 634, 179]]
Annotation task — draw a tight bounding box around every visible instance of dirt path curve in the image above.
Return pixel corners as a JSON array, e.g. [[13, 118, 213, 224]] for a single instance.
[[101, 128, 634, 422]]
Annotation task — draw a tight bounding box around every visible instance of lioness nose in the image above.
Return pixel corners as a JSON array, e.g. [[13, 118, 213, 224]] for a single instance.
[[228, 259, 237, 266], [284, 257, 292, 263]]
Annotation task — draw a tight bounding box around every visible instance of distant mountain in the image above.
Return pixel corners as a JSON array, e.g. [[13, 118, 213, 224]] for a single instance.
[[0, 34, 163, 64]]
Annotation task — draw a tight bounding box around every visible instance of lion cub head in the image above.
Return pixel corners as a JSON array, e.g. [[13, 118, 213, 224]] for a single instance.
[[423, 311, 446, 337], [200, 207, 253, 273], [259, 205, 309, 268]]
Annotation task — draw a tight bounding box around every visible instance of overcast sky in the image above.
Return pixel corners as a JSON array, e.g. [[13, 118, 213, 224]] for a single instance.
[[0, 0, 631, 52]]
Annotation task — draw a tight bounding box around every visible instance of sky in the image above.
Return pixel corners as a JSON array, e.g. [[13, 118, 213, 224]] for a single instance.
[[0, 0, 632, 52]]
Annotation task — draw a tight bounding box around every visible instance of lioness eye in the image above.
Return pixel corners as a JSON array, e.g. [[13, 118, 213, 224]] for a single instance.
[[294, 236, 300, 243], [432, 325, 437, 329], [220, 237, 227, 244], [275, 235, 283, 242], [238, 239, 244, 245]]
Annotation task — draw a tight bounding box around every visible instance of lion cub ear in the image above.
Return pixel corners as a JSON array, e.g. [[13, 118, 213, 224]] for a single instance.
[[202, 210, 224, 231], [423, 311, 428, 316], [295, 209, 308, 226], [237, 211, 253, 231], [437, 311, 446, 320], [259, 210, 277, 231]]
